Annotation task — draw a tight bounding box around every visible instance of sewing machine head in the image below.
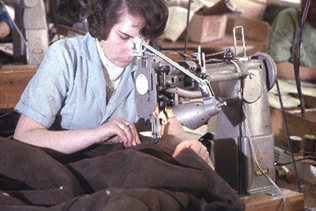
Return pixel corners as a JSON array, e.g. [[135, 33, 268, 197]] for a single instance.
[[133, 37, 225, 140], [133, 32, 278, 195]]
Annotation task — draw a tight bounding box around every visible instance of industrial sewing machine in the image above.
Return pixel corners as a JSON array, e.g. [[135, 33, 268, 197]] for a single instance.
[[2, 0, 48, 64], [0, 0, 279, 195], [133, 27, 278, 195]]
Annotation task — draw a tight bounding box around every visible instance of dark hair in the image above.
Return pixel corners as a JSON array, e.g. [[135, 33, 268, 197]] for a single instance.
[[87, 0, 168, 41], [48, 0, 88, 27]]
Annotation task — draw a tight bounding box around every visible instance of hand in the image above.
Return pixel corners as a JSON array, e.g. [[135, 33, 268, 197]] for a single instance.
[[172, 140, 210, 163], [101, 117, 141, 147]]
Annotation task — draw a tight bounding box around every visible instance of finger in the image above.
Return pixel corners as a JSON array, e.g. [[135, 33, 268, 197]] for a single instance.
[[180, 141, 201, 157], [112, 119, 130, 145], [112, 118, 141, 147], [117, 123, 131, 147], [186, 141, 210, 161], [123, 124, 134, 147], [123, 124, 135, 146], [122, 124, 141, 147], [115, 117, 131, 130], [126, 124, 141, 145], [173, 141, 210, 163], [172, 142, 187, 158], [172, 143, 202, 158], [116, 125, 129, 145], [120, 123, 138, 147], [185, 141, 201, 154]]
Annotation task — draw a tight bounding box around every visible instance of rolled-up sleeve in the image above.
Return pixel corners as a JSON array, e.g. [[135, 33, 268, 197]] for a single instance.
[[15, 41, 72, 128]]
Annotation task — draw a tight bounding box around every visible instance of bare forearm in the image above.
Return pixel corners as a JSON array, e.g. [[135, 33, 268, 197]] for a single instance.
[[14, 126, 104, 154], [276, 62, 316, 81], [13, 114, 140, 154]]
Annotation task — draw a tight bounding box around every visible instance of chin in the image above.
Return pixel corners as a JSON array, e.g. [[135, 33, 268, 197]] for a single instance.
[[116, 60, 135, 67]]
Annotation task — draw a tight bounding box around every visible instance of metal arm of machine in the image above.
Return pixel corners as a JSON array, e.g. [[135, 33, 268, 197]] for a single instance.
[[134, 37, 221, 104], [133, 37, 225, 140]]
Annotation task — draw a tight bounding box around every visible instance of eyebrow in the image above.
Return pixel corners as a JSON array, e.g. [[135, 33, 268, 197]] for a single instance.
[[118, 30, 134, 39]]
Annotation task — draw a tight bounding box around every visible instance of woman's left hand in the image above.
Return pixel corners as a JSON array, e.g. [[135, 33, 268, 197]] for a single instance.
[[172, 140, 210, 163]]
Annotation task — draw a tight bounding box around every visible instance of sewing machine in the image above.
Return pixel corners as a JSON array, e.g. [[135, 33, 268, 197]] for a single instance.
[[133, 27, 278, 195], [2, 0, 49, 64]]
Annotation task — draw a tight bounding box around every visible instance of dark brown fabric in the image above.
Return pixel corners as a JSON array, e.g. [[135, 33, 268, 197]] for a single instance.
[[0, 136, 245, 211]]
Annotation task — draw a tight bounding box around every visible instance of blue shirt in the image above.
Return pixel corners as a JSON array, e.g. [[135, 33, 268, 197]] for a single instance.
[[0, 5, 13, 31], [15, 33, 139, 130]]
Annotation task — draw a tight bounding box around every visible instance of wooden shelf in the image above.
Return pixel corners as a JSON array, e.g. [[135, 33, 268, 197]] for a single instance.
[[241, 189, 305, 211], [0, 65, 37, 112]]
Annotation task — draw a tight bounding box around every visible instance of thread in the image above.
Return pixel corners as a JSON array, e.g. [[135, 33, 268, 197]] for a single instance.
[[289, 135, 302, 154], [302, 134, 316, 155]]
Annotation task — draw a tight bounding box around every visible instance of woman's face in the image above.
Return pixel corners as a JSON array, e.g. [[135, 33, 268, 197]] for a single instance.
[[99, 12, 145, 67]]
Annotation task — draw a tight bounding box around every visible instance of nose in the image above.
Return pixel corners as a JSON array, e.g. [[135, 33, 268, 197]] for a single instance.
[[126, 38, 135, 57]]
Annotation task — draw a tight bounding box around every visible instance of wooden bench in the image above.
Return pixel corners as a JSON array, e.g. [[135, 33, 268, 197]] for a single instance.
[[0, 65, 37, 113]]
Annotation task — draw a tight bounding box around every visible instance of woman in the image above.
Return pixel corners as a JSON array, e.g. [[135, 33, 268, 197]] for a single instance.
[[13, 0, 210, 162], [266, 0, 316, 82]]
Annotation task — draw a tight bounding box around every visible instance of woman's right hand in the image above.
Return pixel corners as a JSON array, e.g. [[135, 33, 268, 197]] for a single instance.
[[100, 117, 141, 147]]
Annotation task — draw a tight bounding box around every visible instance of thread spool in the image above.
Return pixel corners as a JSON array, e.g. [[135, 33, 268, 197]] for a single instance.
[[289, 135, 302, 154], [302, 134, 316, 155]]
